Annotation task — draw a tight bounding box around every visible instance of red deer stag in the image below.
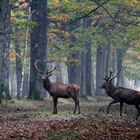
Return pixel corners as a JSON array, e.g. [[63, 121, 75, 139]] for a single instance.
[[34, 59, 80, 114], [100, 70, 140, 120]]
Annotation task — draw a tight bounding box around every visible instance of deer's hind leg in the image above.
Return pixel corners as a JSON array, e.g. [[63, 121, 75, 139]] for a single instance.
[[71, 96, 80, 114], [67, 87, 80, 114], [52, 97, 58, 114], [120, 102, 123, 117], [135, 104, 140, 120]]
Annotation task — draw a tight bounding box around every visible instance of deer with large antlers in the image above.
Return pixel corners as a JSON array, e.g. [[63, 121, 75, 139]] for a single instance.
[[34, 59, 80, 114], [100, 69, 140, 120]]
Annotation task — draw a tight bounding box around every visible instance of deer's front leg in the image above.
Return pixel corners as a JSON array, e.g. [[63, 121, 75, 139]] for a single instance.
[[52, 97, 58, 114], [107, 100, 118, 114]]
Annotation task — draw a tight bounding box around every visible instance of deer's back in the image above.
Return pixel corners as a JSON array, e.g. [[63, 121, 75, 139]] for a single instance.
[[69, 83, 80, 93], [116, 87, 140, 104], [49, 82, 78, 98]]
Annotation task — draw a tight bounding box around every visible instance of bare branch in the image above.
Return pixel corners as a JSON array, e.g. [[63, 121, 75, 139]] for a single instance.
[[62, 0, 110, 28], [94, 1, 140, 26]]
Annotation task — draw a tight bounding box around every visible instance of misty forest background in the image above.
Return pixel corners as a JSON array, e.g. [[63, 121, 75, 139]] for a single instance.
[[1, 0, 140, 101]]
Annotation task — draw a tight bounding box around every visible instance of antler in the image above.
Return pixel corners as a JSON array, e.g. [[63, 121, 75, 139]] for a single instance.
[[104, 74, 109, 80], [104, 70, 113, 81], [110, 68, 122, 81], [46, 66, 56, 75], [34, 59, 57, 76], [34, 59, 44, 75]]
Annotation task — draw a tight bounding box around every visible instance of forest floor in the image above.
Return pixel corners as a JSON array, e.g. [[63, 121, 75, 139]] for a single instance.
[[0, 97, 140, 140]]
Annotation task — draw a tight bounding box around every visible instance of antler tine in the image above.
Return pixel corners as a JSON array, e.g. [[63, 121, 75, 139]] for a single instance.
[[35, 59, 40, 64], [105, 74, 108, 78], [110, 68, 122, 81], [34, 59, 38, 65], [108, 70, 113, 79], [46, 66, 57, 75], [34, 59, 44, 75], [103, 74, 108, 80]]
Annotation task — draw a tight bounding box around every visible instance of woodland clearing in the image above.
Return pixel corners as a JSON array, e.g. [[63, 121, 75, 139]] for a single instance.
[[0, 97, 140, 140]]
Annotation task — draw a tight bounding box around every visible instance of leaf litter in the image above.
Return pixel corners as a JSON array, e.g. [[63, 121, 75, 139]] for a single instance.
[[0, 99, 140, 140]]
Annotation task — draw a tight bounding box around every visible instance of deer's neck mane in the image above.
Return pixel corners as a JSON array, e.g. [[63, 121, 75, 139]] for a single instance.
[[43, 78, 52, 92], [106, 83, 117, 95]]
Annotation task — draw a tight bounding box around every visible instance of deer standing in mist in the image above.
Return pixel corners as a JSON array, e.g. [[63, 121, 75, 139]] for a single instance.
[[34, 59, 80, 114], [100, 70, 140, 120]]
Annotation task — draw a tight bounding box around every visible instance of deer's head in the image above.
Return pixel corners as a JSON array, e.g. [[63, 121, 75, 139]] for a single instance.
[[34, 59, 56, 81], [100, 69, 121, 90]]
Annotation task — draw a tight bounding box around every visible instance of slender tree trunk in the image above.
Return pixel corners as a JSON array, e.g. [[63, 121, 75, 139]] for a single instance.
[[9, 64, 17, 98], [80, 51, 87, 97], [116, 48, 125, 86], [29, 0, 48, 99], [105, 45, 111, 74], [16, 43, 22, 99], [91, 51, 96, 95], [111, 48, 116, 85], [22, 73, 29, 98], [15, 28, 22, 99], [20, 7, 31, 99]]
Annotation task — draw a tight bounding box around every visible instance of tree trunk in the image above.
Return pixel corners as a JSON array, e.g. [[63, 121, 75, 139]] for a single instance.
[[80, 51, 87, 98], [20, 7, 31, 99], [67, 52, 81, 84], [67, 53, 81, 97], [56, 62, 63, 82], [95, 46, 107, 96], [22, 73, 29, 98], [85, 42, 92, 96], [116, 48, 125, 86], [15, 29, 22, 99], [105, 45, 111, 74], [29, 0, 48, 99], [1, 0, 11, 100], [9, 64, 17, 98], [0, 1, 4, 102]]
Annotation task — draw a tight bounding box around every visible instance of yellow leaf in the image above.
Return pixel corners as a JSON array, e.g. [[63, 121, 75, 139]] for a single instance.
[[52, 0, 60, 5]]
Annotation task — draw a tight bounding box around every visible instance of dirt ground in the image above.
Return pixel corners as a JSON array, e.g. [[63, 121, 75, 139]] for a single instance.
[[0, 97, 140, 140]]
